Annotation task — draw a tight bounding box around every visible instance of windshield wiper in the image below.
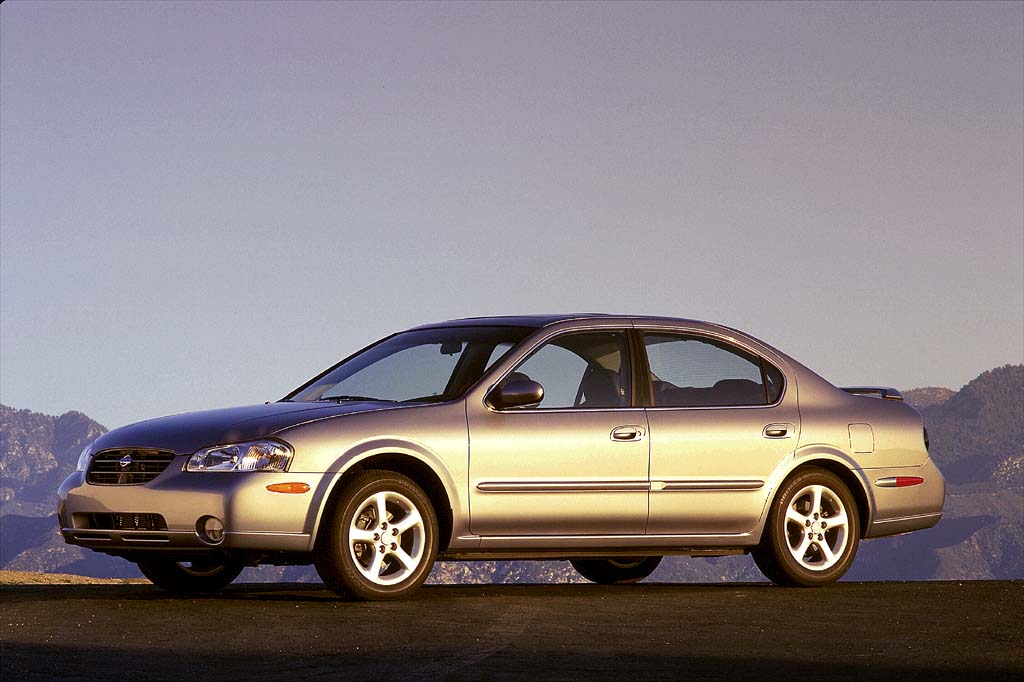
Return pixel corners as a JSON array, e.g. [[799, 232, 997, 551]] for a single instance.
[[317, 395, 396, 403]]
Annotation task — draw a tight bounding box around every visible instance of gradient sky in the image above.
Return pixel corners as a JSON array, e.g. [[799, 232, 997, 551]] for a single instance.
[[2, 1, 1022, 429]]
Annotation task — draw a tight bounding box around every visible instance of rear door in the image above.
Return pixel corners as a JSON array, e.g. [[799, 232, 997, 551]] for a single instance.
[[640, 330, 799, 535]]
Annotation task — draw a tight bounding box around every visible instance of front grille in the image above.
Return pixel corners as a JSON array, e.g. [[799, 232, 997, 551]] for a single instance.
[[77, 512, 168, 531], [87, 449, 176, 485]]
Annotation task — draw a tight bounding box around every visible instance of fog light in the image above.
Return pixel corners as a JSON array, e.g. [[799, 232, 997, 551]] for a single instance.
[[197, 516, 225, 544]]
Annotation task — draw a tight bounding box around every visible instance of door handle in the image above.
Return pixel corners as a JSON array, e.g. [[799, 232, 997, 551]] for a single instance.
[[610, 425, 644, 442], [763, 423, 791, 439]]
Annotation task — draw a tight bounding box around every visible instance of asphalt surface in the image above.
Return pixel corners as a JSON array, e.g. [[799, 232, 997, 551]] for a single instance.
[[2, 580, 1022, 681]]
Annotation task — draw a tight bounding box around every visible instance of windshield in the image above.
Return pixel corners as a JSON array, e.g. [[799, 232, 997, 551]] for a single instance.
[[287, 326, 535, 404]]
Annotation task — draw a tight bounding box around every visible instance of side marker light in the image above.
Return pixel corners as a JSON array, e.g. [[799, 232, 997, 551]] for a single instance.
[[266, 482, 311, 494]]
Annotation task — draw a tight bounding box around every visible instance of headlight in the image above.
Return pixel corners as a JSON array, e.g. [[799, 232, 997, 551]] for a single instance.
[[186, 439, 293, 472], [75, 443, 95, 471]]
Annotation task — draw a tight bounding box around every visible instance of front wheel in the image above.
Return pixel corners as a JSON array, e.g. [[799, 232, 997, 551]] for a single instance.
[[136, 556, 244, 594], [570, 556, 662, 584], [314, 470, 438, 600], [754, 467, 860, 587]]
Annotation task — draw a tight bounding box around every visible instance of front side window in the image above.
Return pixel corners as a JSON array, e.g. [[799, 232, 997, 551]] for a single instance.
[[642, 333, 782, 407], [288, 326, 534, 404], [505, 331, 631, 409]]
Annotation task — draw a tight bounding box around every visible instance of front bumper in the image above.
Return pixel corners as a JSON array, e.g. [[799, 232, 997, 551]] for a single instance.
[[58, 460, 325, 556]]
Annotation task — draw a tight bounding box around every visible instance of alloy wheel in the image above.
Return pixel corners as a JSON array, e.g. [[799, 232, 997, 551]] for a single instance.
[[348, 490, 427, 586], [784, 484, 850, 571]]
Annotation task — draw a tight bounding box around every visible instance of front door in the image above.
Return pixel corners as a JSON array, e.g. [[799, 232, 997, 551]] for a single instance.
[[468, 329, 649, 536]]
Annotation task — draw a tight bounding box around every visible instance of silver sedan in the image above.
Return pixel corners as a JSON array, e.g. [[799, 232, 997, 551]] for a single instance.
[[59, 314, 945, 599]]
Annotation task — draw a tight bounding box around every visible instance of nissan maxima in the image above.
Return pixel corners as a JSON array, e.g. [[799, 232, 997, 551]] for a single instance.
[[59, 314, 945, 599]]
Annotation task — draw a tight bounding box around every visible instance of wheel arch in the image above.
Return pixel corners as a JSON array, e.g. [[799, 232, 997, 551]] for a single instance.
[[771, 449, 872, 540], [310, 448, 456, 553]]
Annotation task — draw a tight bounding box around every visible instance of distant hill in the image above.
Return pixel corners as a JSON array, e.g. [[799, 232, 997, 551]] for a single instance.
[[0, 404, 106, 505], [903, 386, 956, 410], [0, 405, 139, 577], [2, 364, 1022, 583], [913, 365, 1024, 485]]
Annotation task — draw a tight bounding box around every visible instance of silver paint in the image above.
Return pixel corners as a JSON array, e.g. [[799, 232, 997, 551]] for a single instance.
[[58, 314, 945, 570]]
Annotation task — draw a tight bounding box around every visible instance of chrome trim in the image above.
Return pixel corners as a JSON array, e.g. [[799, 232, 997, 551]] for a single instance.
[[476, 481, 649, 493], [475, 531, 759, 547], [488, 406, 647, 415], [610, 425, 645, 442], [762, 423, 793, 439], [644, 404, 780, 412], [477, 480, 764, 493], [652, 480, 765, 492], [222, 530, 312, 538]]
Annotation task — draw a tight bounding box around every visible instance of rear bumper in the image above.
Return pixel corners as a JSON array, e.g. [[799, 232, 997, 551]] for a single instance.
[[862, 457, 945, 538], [865, 511, 942, 537]]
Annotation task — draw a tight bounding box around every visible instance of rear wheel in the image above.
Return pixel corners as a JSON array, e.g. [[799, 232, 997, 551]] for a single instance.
[[570, 556, 662, 584], [314, 470, 438, 600], [755, 467, 860, 586], [136, 556, 244, 593]]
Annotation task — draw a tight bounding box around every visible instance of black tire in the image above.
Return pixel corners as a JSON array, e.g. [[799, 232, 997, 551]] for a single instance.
[[314, 470, 438, 601], [750, 545, 789, 585], [756, 467, 860, 587], [136, 556, 244, 594], [570, 556, 662, 584]]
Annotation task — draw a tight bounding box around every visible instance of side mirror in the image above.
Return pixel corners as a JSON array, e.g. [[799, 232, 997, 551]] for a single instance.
[[489, 379, 544, 410]]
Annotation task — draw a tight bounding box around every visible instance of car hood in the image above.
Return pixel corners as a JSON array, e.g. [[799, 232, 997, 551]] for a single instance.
[[90, 401, 408, 455]]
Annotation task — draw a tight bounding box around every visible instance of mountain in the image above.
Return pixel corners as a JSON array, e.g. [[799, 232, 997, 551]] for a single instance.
[[2, 364, 1022, 583], [0, 405, 141, 577], [0, 405, 106, 505], [903, 386, 956, 410], [909, 365, 1024, 485]]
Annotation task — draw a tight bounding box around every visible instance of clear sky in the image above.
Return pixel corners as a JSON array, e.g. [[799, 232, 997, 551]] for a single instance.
[[2, 1, 1022, 429]]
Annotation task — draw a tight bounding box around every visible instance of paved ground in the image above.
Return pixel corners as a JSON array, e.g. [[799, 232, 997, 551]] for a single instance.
[[2, 581, 1022, 681]]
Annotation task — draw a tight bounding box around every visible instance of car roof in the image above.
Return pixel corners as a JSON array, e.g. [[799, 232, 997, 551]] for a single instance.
[[411, 313, 704, 330]]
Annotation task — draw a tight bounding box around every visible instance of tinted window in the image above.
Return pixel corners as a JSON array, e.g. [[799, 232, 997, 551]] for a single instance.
[[485, 341, 516, 370], [507, 331, 631, 409], [642, 333, 780, 407], [289, 326, 534, 403], [321, 344, 462, 403]]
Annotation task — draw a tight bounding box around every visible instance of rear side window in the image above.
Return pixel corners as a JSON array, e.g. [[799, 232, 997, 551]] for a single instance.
[[642, 333, 782, 407]]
